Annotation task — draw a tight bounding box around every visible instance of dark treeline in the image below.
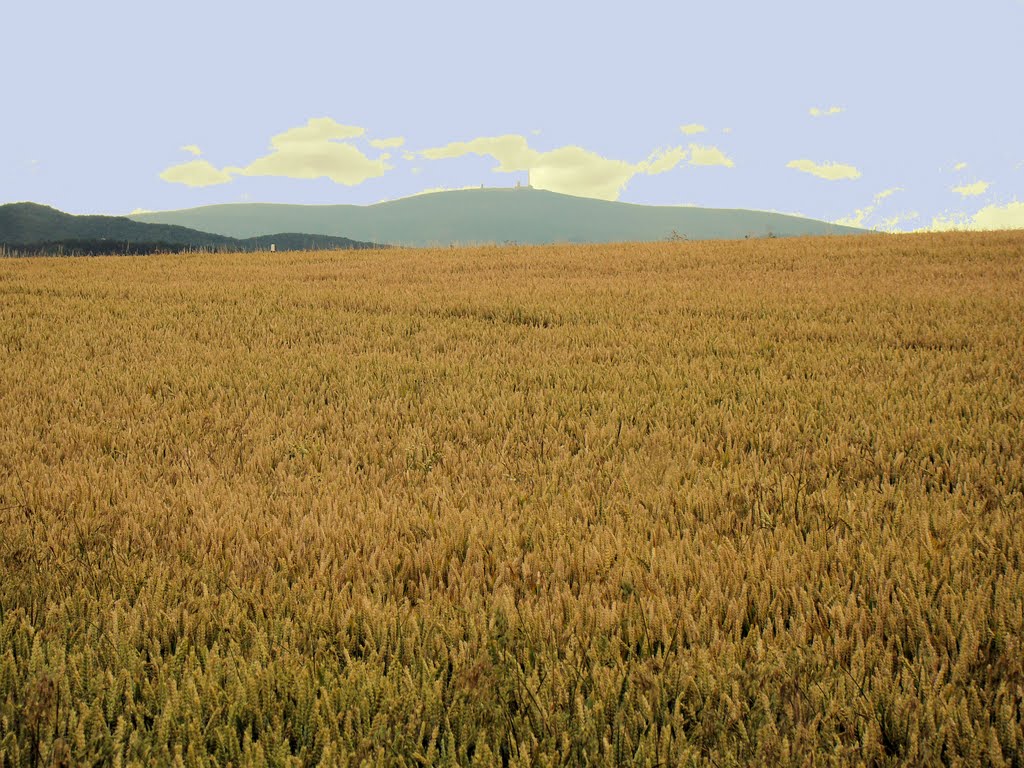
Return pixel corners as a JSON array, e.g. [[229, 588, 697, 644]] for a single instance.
[[0, 240, 234, 257], [0, 203, 389, 256], [1, 236, 390, 258]]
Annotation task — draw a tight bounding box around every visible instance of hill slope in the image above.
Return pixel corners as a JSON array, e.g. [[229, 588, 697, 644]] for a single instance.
[[129, 188, 866, 245], [0, 202, 384, 254]]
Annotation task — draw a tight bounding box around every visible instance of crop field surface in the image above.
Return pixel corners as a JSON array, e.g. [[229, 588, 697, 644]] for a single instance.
[[1, 233, 1023, 766]]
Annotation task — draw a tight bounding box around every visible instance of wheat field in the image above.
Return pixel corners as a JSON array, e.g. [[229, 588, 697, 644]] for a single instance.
[[1, 232, 1022, 766]]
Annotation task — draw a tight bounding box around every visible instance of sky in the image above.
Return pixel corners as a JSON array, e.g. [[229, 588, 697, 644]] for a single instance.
[[3, 0, 1022, 231]]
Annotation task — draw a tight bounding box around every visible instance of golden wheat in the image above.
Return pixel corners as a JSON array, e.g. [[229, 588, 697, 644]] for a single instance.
[[1, 232, 1022, 766]]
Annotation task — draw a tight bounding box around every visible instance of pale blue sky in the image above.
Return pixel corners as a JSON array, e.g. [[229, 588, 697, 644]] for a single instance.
[[3, 0, 1022, 230]]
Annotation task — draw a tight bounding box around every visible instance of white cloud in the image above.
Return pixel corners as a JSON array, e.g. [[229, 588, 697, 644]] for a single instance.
[[422, 135, 537, 169], [642, 146, 689, 174], [688, 144, 734, 167], [418, 134, 692, 200], [680, 123, 706, 135], [230, 145, 389, 186], [159, 159, 232, 187], [226, 118, 389, 185], [951, 180, 989, 197], [181, 145, 202, 157], [529, 146, 645, 200], [369, 136, 405, 149], [271, 117, 364, 145], [787, 158, 861, 181], [161, 118, 393, 188], [809, 106, 843, 117]]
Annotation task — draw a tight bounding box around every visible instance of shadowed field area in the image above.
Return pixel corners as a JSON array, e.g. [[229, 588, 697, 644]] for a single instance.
[[1, 233, 1022, 766]]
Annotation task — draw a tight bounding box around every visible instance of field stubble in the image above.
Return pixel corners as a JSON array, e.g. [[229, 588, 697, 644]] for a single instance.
[[1, 232, 1022, 766]]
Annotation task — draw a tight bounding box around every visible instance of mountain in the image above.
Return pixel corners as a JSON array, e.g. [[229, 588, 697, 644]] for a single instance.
[[0, 202, 384, 255], [128, 188, 866, 246]]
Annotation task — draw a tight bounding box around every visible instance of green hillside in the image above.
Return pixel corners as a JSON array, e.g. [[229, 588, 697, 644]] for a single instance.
[[0, 202, 384, 254], [0, 202, 240, 247], [129, 188, 867, 246]]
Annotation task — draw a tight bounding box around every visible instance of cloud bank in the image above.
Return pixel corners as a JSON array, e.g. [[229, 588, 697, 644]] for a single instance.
[[415, 134, 737, 200], [419, 135, 712, 200], [833, 187, 902, 228], [929, 201, 1024, 231], [973, 201, 1024, 228]]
